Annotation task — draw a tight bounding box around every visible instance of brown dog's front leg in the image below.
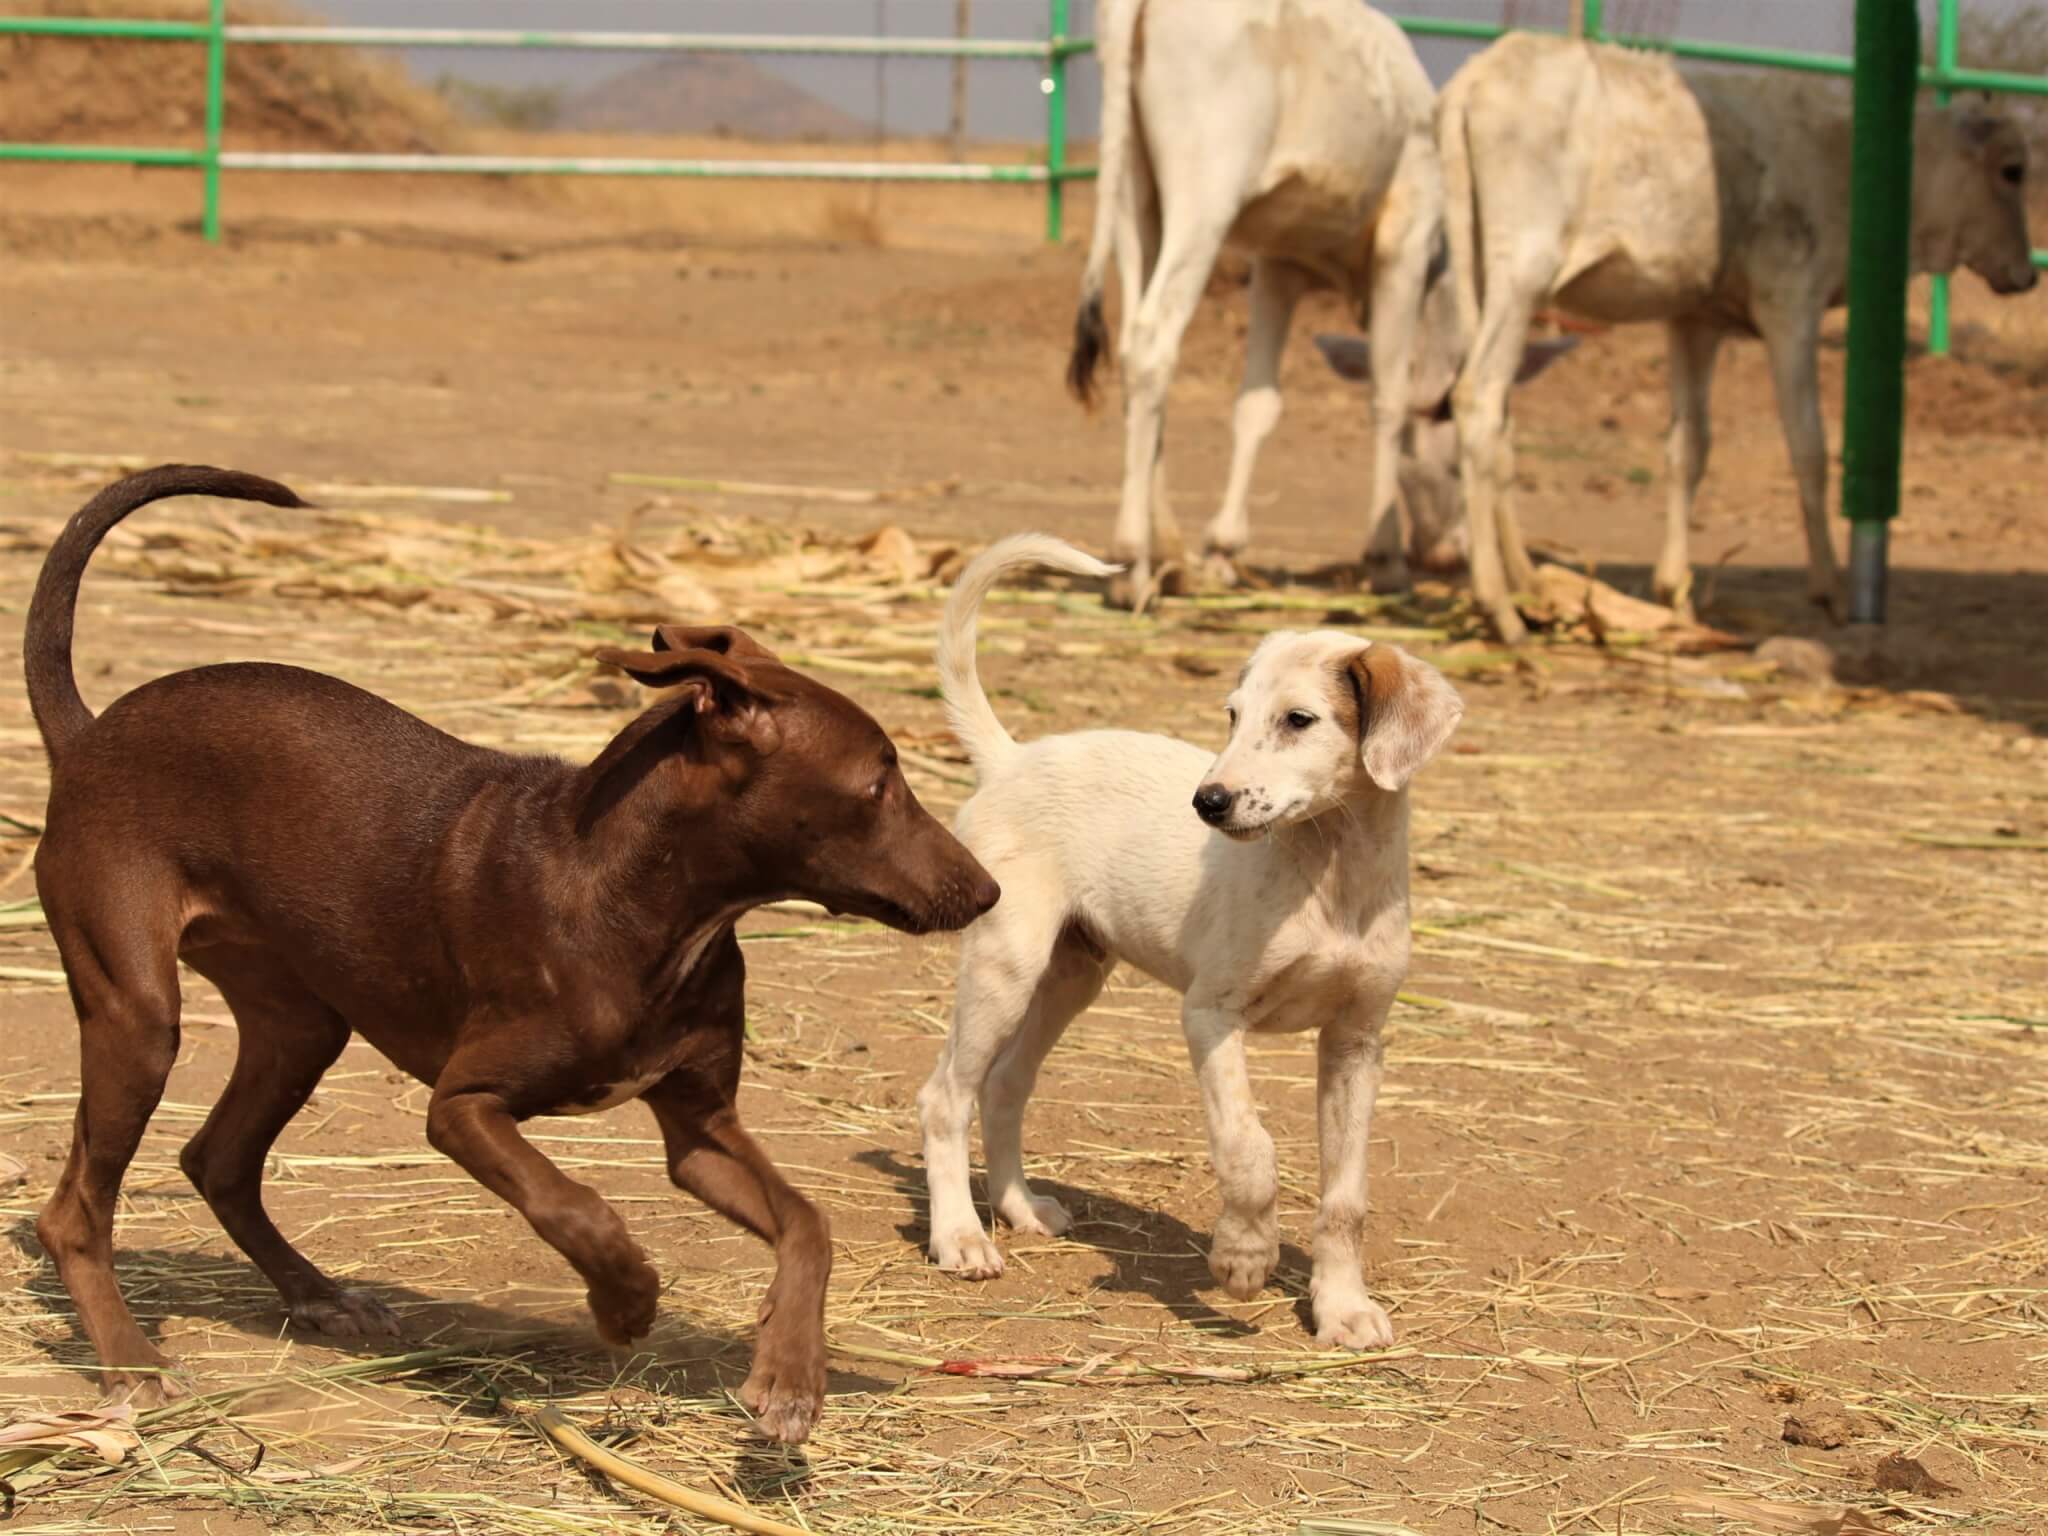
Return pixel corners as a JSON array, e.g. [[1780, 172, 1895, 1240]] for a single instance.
[[644, 1078, 830, 1444], [425, 1089, 660, 1346]]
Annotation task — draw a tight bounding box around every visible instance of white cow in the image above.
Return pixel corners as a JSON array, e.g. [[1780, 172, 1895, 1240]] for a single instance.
[[1442, 33, 2038, 643], [1067, 0, 1446, 610], [1313, 293, 1577, 576]]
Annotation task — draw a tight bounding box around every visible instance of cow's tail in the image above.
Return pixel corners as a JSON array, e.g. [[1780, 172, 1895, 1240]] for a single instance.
[[939, 534, 1117, 775], [26, 465, 307, 765], [1437, 79, 1482, 348], [1067, 0, 1143, 408]]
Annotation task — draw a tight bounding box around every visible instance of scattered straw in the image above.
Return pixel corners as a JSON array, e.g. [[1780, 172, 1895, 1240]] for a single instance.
[[0, 451, 2041, 1534]]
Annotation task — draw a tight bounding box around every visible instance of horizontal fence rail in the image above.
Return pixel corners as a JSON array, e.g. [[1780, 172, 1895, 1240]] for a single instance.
[[0, 0, 2036, 340], [0, 0, 1097, 240], [215, 152, 1064, 182]]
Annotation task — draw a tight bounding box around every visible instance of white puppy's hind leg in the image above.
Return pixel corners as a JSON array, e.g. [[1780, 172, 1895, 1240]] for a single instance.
[[1309, 1018, 1395, 1350], [982, 939, 1108, 1239], [1182, 1004, 1279, 1300], [919, 915, 1058, 1279]]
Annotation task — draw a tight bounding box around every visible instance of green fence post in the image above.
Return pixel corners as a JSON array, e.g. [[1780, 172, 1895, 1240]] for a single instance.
[[1927, 0, 1957, 356], [1583, 0, 1604, 42], [202, 0, 225, 241], [1841, 0, 1918, 625], [1044, 0, 1069, 243]]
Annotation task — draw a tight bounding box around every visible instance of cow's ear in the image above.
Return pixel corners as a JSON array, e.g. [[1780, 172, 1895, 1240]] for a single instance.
[[1514, 335, 1579, 385], [1313, 332, 1372, 382], [1958, 107, 2003, 147]]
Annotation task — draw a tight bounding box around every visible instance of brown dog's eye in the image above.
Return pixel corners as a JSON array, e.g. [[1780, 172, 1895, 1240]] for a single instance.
[[870, 776, 888, 800], [2003, 163, 2025, 185]]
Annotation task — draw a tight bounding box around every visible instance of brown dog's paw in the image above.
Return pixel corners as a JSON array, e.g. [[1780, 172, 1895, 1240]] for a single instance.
[[101, 1364, 187, 1412], [738, 1343, 826, 1445], [588, 1261, 661, 1347], [289, 1289, 402, 1340]]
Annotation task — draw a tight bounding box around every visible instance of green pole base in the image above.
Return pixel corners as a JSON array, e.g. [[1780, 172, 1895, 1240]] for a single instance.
[[1848, 521, 1889, 625]]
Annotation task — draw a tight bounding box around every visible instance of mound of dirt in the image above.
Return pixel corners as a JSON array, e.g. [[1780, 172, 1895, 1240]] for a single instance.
[[0, 0, 459, 152], [561, 54, 872, 142]]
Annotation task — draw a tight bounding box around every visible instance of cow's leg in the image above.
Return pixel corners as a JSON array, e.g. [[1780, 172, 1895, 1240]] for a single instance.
[[1494, 439, 1541, 591], [1361, 183, 1438, 593], [1109, 208, 1233, 612], [1453, 275, 1547, 644], [1756, 299, 1839, 617], [1202, 257, 1308, 587], [1655, 319, 1723, 616], [1122, 133, 1184, 587]]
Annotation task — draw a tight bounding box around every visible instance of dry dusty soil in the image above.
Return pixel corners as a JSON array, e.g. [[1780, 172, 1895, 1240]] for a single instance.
[[0, 155, 2043, 1536]]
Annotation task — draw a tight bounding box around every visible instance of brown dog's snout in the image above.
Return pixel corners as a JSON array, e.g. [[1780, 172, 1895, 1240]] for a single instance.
[[972, 873, 1002, 916]]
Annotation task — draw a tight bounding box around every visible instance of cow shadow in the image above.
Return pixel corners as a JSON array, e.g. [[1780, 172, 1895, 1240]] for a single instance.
[[852, 1147, 1318, 1340], [1204, 555, 2048, 735]]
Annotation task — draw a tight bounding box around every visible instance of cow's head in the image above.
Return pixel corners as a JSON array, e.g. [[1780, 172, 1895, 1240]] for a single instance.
[[1915, 100, 2038, 296], [1316, 270, 1576, 572]]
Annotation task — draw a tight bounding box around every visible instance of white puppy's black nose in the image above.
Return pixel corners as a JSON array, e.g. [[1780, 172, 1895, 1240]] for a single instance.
[[1192, 783, 1236, 825]]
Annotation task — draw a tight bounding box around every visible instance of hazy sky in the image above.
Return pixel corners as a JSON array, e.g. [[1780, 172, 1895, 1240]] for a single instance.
[[311, 0, 1872, 140]]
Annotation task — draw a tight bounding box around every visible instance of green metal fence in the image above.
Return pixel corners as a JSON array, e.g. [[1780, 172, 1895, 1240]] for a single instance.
[[1, 0, 2034, 344], [0, 0, 1096, 243]]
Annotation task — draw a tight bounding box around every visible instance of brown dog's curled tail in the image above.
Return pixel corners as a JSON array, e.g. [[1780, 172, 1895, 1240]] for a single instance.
[[24, 465, 307, 763]]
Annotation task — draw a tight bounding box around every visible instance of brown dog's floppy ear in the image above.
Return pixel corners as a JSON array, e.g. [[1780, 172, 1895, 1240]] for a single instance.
[[590, 642, 780, 751], [649, 623, 779, 662], [1346, 643, 1464, 793]]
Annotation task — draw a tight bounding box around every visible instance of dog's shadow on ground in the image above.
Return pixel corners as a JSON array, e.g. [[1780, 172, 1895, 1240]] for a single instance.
[[3, 1215, 885, 1490], [853, 1149, 1314, 1339]]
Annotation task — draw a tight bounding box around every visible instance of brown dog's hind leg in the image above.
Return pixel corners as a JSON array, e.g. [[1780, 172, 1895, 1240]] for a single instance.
[[643, 1074, 831, 1445], [178, 958, 399, 1340], [36, 906, 184, 1406]]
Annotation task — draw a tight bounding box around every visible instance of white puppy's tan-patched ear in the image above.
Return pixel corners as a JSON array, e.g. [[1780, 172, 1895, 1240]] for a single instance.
[[1347, 644, 1464, 792]]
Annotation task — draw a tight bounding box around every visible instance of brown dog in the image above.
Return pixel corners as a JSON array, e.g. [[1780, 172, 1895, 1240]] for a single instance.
[[24, 465, 999, 1442]]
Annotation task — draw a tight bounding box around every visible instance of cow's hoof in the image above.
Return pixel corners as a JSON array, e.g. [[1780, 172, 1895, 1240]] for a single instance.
[[1364, 555, 1413, 595], [1200, 551, 1241, 590]]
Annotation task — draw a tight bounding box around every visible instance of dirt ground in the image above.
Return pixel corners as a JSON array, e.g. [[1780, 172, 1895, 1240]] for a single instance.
[[0, 153, 2044, 1536]]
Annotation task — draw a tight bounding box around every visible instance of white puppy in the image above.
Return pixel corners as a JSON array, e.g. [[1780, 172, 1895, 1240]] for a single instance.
[[918, 534, 1464, 1348]]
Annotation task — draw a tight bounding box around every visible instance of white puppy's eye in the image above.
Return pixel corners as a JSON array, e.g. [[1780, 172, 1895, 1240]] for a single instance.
[[1225, 706, 1238, 727], [1284, 710, 1316, 730]]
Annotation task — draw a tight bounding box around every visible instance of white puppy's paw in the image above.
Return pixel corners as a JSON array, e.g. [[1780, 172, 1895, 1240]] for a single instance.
[[995, 1191, 1071, 1238], [1207, 1214, 1279, 1301], [930, 1226, 1006, 1280], [1313, 1293, 1396, 1351]]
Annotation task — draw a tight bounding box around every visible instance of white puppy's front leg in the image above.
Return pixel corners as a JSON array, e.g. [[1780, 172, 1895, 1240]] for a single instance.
[[1182, 1005, 1279, 1299], [1310, 1018, 1395, 1349]]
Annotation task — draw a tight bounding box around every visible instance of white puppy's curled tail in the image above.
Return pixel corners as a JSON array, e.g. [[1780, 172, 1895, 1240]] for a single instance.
[[939, 534, 1117, 774]]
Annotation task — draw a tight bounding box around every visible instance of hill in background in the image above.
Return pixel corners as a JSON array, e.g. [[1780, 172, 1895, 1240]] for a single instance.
[[560, 55, 874, 142], [0, 0, 456, 151]]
